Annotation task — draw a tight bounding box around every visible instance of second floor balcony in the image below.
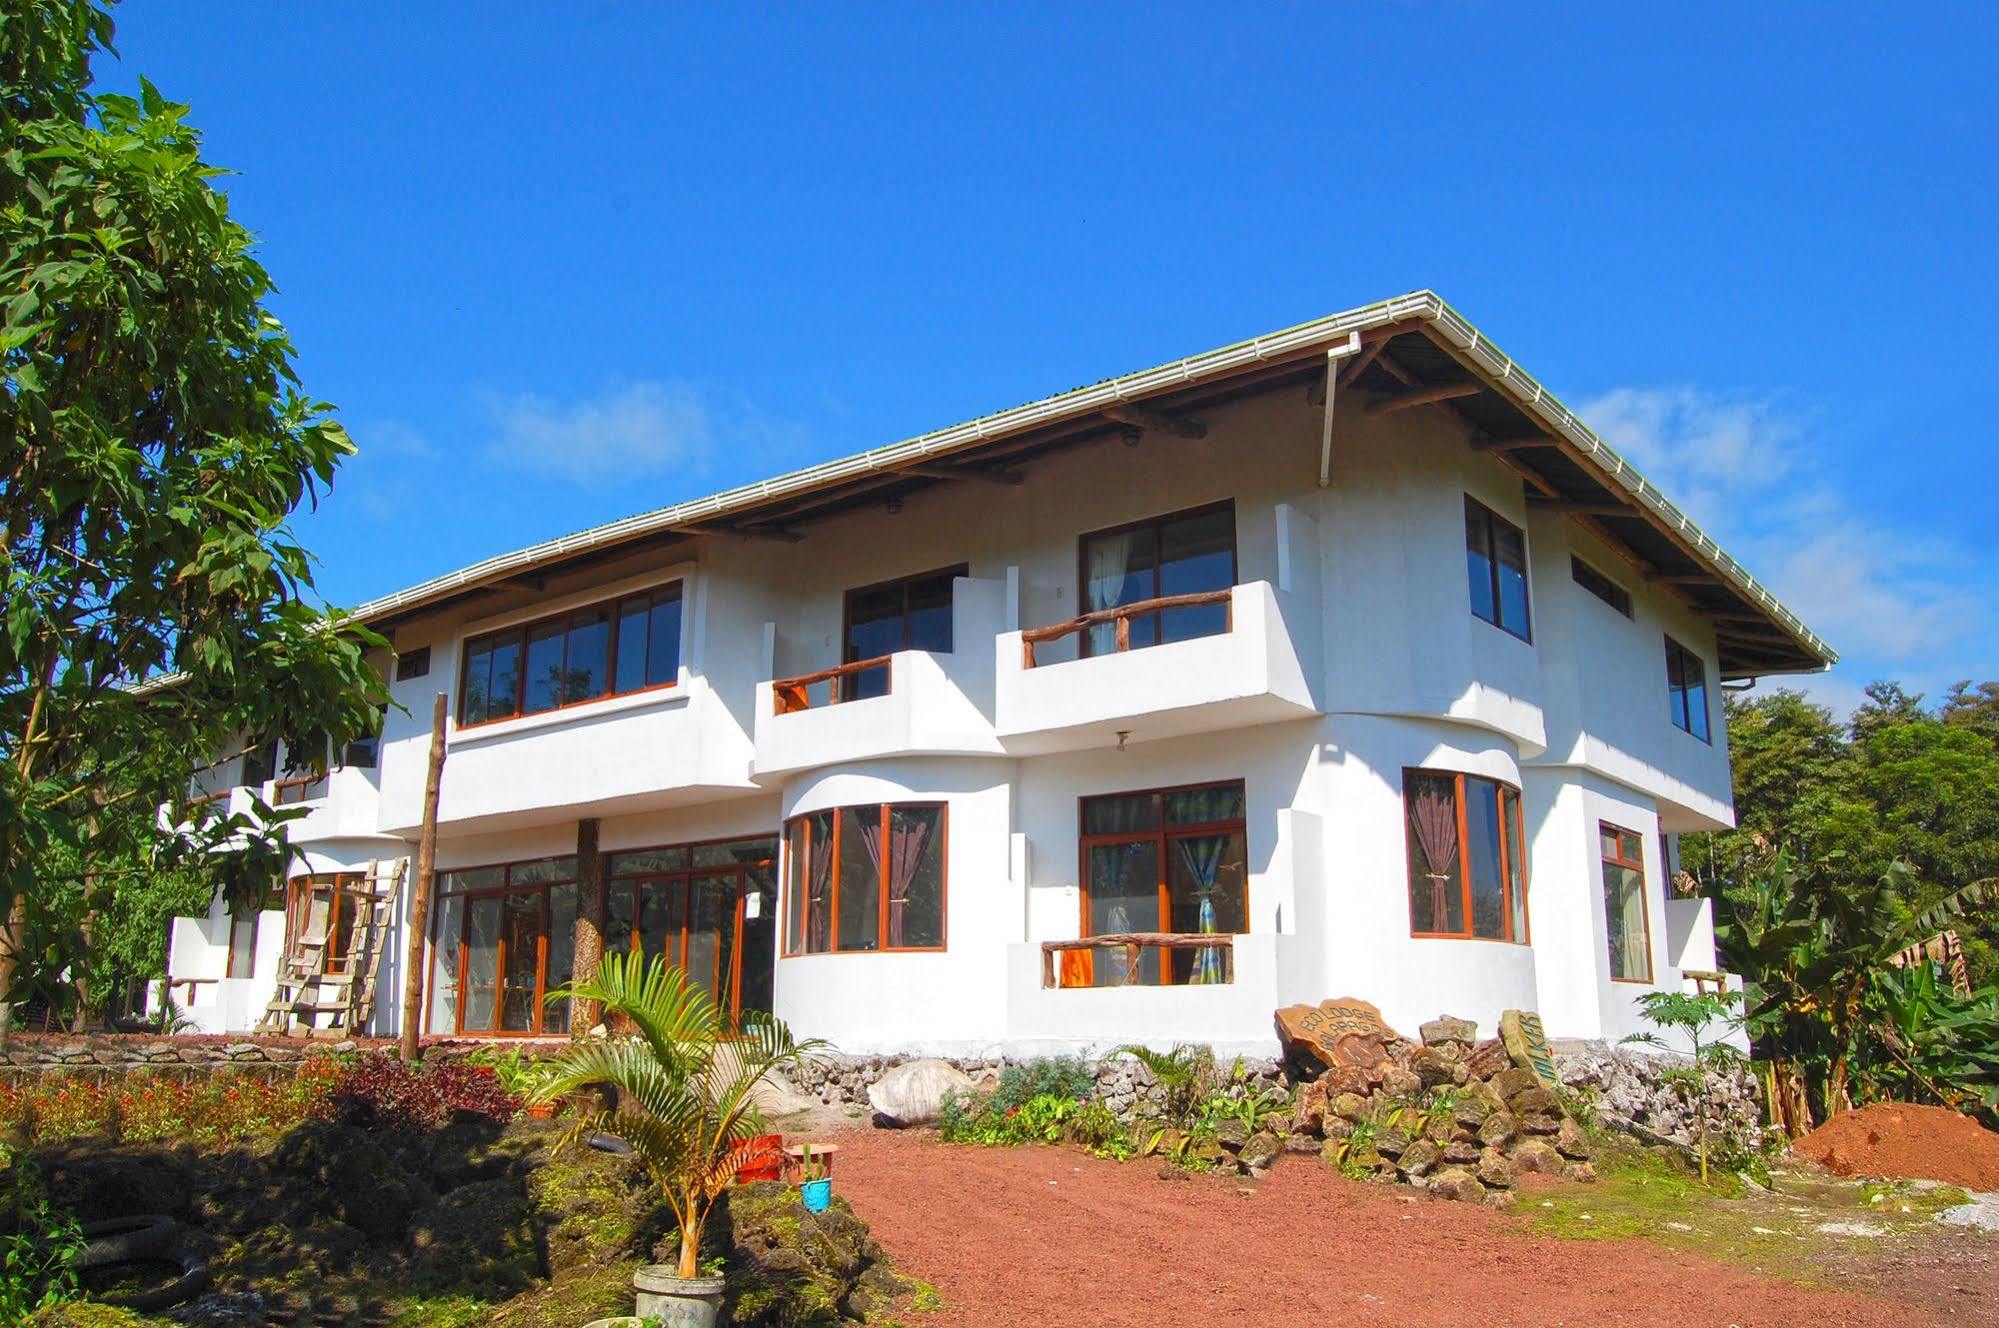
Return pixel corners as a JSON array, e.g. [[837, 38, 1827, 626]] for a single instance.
[[994, 580, 1319, 754]]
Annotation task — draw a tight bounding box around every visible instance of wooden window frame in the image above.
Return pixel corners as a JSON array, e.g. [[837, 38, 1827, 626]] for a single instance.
[[456, 580, 684, 729], [604, 835, 778, 1024], [1076, 778, 1250, 984], [1600, 822, 1654, 984], [1570, 556, 1633, 618], [1402, 768, 1530, 945], [395, 646, 431, 681], [425, 856, 579, 1038], [1076, 500, 1238, 658], [1464, 496, 1533, 642], [841, 564, 968, 663], [782, 803, 949, 957], [226, 909, 259, 981], [1665, 635, 1711, 743]]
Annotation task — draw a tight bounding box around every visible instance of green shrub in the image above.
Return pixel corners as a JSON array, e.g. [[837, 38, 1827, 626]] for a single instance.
[[992, 1057, 1096, 1112], [0, 1147, 85, 1320]]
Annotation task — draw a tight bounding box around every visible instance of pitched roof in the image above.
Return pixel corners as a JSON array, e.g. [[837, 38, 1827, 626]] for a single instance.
[[349, 290, 1832, 678]]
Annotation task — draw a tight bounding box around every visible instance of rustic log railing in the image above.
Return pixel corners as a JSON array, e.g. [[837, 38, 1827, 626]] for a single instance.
[[1018, 589, 1233, 667], [1041, 932, 1236, 989], [771, 655, 893, 715], [273, 772, 330, 805]]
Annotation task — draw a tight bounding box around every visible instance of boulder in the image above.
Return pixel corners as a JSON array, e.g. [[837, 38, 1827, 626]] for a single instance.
[[1283, 1132, 1321, 1155], [1489, 1067, 1540, 1102], [1420, 1015, 1478, 1048], [1378, 1066, 1423, 1100], [865, 1058, 975, 1127], [1451, 1096, 1493, 1130], [1213, 1119, 1251, 1152], [725, 1181, 914, 1326], [1464, 1038, 1513, 1079], [1510, 1140, 1565, 1175], [1441, 1140, 1480, 1165], [1555, 1119, 1594, 1160], [1476, 1146, 1514, 1189], [1564, 1160, 1599, 1184], [1239, 1131, 1282, 1171], [1427, 1167, 1485, 1203], [1411, 1048, 1459, 1089], [1477, 1113, 1517, 1150], [1506, 1085, 1561, 1118], [748, 1069, 822, 1120], [1396, 1138, 1441, 1177], [1519, 1113, 1562, 1136], [1373, 1127, 1410, 1158], [1329, 1092, 1370, 1122]]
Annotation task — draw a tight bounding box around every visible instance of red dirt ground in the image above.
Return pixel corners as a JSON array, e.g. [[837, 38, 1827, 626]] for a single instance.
[[1793, 1102, 1999, 1191], [828, 1129, 1933, 1328]]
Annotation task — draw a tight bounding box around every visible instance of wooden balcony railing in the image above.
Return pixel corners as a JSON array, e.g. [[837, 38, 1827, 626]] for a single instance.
[[771, 655, 892, 715], [1041, 932, 1236, 989], [1019, 589, 1233, 667], [273, 771, 330, 805]]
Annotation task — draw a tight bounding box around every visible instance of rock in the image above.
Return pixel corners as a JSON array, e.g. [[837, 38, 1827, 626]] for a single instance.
[[1564, 1161, 1598, 1184], [1329, 1092, 1370, 1122], [1421, 1016, 1478, 1047], [1555, 1119, 1593, 1160], [1507, 1085, 1561, 1118], [1239, 1131, 1282, 1171], [1273, 997, 1400, 1080], [748, 1068, 822, 1120], [1322, 1117, 1354, 1142], [1324, 1064, 1374, 1096], [1396, 1139, 1441, 1177], [527, 1143, 655, 1274], [1441, 1140, 1480, 1165], [1427, 1167, 1485, 1203], [1519, 1113, 1562, 1136], [1476, 1146, 1514, 1188], [1452, 1096, 1493, 1130], [1464, 1038, 1512, 1079], [726, 1180, 912, 1325], [1214, 1119, 1251, 1152], [1510, 1140, 1565, 1175], [1378, 1066, 1423, 1100], [1477, 1113, 1517, 1149], [1283, 1132, 1320, 1155], [1411, 1048, 1458, 1089], [865, 1058, 975, 1127], [1373, 1127, 1410, 1158], [1489, 1067, 1540, 1102], [1486, 1187, 1519, 1209], [1498, 1010, 1562, 1093]]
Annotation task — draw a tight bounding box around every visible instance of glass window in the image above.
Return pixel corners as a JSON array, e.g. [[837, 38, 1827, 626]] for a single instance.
[[1464, 497, 1532, 641], [1601, 824, 1651, 982], [1079, 503, 1236, 656], [1404, 769, 1528, 942], [426, 856, 579, 1036], [784, 804, 947, 954], [1666, 636, 1711, 741], [1571, 557, 1633, 617], [456, 580, 683, 725], [1079, 781, 1247, 985], [842, 567, 963, 700], [227, 911, 258, 980]]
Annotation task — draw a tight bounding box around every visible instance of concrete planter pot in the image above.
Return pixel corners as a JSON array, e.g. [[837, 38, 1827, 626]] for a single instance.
[[632, 1266, 727, 1328]]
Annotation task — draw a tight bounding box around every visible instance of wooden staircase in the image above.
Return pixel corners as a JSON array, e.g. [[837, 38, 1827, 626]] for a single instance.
[[256, 857, 406, 1038]]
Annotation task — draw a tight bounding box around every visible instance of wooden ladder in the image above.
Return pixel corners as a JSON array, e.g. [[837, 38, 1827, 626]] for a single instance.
[[255, 858, 406, 1037]]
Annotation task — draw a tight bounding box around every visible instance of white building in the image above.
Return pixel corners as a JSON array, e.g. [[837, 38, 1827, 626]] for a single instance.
[[163, 291, 1832, 1057]]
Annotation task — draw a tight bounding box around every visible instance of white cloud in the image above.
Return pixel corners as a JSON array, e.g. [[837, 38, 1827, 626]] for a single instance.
[[486, 380, 716, 482], [1575, 385, 1992, 714]]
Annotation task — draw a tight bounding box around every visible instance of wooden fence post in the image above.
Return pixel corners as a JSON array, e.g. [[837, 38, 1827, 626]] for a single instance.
[[398, 692, 448, 1062]]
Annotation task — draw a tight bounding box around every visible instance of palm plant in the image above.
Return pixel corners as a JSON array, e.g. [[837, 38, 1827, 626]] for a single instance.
[[533, 950, 824, 1280], [1116, 1043, 1220, 1125]]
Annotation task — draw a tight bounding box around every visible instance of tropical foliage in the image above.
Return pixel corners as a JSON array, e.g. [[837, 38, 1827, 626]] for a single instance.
[[531, 950, 821, 1280], [1, 0, 387, 1037], [1624, 989, 1745, 1182]]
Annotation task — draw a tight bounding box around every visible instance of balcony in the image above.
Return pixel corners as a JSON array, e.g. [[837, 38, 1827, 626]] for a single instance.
[[752, 577, 1006, 778], [994, 581, 1318, 755], [1041, 932, 1236, 988]]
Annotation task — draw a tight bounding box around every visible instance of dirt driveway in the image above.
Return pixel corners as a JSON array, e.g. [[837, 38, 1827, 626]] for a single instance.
[[830, 1129, 1989, 1328]]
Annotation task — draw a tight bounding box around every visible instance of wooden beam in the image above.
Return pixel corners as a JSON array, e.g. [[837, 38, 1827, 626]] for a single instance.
[[1365, 381, 1484, 416], [664, 523, 805, 544], [1469, 434, 1554, 452], [1646, 573, 1718, 586], [900, 461, 1025, 485], [1526, 499, 1631, 517], [1337, 335, 1389, 388], [1102, 403, 1206, 440]]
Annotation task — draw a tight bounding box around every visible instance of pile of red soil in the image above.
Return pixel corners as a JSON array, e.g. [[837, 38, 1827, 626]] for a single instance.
[[1793, 1102, 1999, 1191]]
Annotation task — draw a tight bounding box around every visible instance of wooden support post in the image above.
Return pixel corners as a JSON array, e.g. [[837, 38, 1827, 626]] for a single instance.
[[571, 817, 605, 1037], [398, 692, 449, 1063]]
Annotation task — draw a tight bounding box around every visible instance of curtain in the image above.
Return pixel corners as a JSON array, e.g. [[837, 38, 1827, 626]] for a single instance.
[[1617, 872, 1648, 979], [885, 810, 935, 949], [808, 817, 835, 953], [1409, 783, 1460, 930], [1085, 531, 1135, 655], [1177, 835, 1230, 984]]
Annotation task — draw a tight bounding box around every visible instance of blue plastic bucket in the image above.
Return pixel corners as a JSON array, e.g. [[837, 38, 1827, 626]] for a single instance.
[[799, 1177, 832, 1213]]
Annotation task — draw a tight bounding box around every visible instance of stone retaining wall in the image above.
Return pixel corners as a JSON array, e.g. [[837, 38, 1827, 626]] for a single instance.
[[1553, 1040, 1766, 1150], [792, 1051, 1283, 1120]]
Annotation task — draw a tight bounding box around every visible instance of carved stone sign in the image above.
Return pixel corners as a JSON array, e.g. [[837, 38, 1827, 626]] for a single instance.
[[1498, 1009, 1561, 1095], [1275, 997, 1398, 1082]]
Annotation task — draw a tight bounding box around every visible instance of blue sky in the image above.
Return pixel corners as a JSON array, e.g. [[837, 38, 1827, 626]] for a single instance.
[[111, 2, 1998, 714]]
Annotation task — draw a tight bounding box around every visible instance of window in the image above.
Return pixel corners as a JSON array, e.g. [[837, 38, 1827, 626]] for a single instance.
[[343, 704, 387, 770], [1079, 502, 1236, 656], [1665, 636, 1710, 741], [605, 837, 779, 1023], [841, 566, 964, 700], [241, 739, 277, 789], [1464, 497, 1532, 641], [1570, 556, 1632, 618], [1600, 823, 1652, 982], [459, 581, 682, 726], [1404, 769, 1529, 943], [427, 856, 579, 1036], [1078, 781, 1247, 984], [226, 910, 259, 980], [785, 804, 946, 954], [395, 646, 431, 681]]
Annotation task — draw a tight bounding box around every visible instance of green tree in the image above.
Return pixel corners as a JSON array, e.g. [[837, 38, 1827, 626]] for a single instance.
[[1, 1, 385, 1039]]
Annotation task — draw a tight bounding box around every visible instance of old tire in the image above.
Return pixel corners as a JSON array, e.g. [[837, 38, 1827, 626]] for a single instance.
[[97, 1250, 210, 1312], [78, 1215, 178, 1268]]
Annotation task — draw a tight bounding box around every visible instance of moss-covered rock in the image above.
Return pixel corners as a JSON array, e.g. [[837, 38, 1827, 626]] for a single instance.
[[28, 1306, 175, 1328], [407, 1176, 540, 1295], [525, 1142, 661, 1274], [720, 1181, 916, 1325]]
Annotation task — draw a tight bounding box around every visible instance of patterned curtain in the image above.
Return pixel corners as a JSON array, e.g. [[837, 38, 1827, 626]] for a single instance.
[[884, 810, 935, 949], [807, 818, 835, 952], [1177, 835, 1230, 984]]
